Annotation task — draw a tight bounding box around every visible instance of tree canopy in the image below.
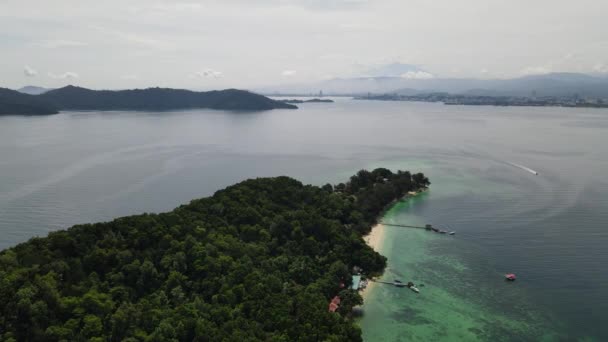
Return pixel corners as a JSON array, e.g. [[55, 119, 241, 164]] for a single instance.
[[0, 88, 58, 115], [39, 86, 297, 111], [0, 86, 296, 115], [0, 168, 429, 341]]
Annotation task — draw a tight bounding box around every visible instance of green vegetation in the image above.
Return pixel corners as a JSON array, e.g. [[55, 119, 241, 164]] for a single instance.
[[0, 86, 296, 115], [0, 88, 58, 115], [0, 168, 429, 341], [39, 86, 297, 111]]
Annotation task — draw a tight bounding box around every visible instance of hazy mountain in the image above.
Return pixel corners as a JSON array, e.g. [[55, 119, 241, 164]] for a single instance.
[[264, 72, 608, 98], [361, 63, 432, 78], [468, 73, 608, 98], [0, 88, 58, 115], [17, 85, 52, 95], [40, 86, 297, 111], [262, 77, 434, 95]]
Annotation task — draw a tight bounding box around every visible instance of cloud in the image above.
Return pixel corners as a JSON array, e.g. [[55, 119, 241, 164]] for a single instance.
[[338, 22, 380, 31], [281, 70, 297, 77], [38, 40, 87, 49], [362, 63, 430, 78], [149, 3, 203, 11], [191, 69, 223, 79], [520, 66, 551, 75], [593, 63, 608, 73], [127, 2, 203, 13], [400, 71, 434, 79], [290, 0, 369, 10], [48, 72, 79, 79], [90, 26, 172, 50], [221, 0, 369, 11], [120, 74, 138, 80], [24, 65, 38, 77]]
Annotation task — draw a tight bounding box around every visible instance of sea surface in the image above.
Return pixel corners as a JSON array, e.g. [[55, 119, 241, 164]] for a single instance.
[[1, 99, 607, 341]]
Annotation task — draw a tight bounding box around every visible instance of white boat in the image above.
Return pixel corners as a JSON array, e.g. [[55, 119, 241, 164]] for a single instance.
[[410, 286, 420, 293], [507, 162, 539, 176], [449, 231, 456, 235]]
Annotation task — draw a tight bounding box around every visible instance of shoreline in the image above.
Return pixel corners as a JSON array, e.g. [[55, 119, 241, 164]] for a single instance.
[[359, 189, 427, 301], [360, 223, 386, 300]]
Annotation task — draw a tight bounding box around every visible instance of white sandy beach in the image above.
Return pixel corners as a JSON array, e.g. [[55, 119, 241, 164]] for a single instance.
[[361, 223, 386, 300], [363, 223, 386, 253]]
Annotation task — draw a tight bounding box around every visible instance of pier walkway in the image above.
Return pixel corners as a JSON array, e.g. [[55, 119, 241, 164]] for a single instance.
[[380, 222, 429, 229]]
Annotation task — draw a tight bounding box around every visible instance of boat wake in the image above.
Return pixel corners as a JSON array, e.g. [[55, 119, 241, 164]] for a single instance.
[[506, 162, 539, 175]]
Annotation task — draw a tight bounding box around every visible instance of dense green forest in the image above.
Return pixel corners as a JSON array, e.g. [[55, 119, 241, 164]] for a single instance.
[[0, 88, 58, 115], [0, 168, 429, 341], [38, 86, 297, 111]]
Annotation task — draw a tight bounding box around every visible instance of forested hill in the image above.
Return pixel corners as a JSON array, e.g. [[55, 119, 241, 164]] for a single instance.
[[0, 168, 429, 341], [39, 86, 297, 111], [0, 88, 58, 115]]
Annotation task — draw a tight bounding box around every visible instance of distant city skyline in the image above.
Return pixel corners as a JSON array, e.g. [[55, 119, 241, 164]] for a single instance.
[[1, 0, 608, 89]]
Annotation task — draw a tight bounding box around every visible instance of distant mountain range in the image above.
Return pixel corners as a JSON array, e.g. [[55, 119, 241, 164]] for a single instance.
[[262, 73, 608, 98], [1, 86, 296, 115], [17, 85, 53, 95]]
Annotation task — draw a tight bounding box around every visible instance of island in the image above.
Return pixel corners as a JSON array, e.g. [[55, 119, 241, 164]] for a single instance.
[[277, 98, 334, 104], [0, 86, 296, 115], [0, 88, 59, 115], [0, 168, 429, 341]]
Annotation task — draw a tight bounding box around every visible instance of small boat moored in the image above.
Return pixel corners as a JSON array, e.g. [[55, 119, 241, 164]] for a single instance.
[[406, 281, 420, 293], [448, 231, 456, 235], [505, 273, 517, 281]]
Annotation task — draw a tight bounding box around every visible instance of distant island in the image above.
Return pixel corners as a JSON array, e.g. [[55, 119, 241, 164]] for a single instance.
[[0, 88, 59, 115], [0, 86, 296, 115], [356, 93, 608, 108], [0, 168, 429, 341], [277, 98, 334, 104]]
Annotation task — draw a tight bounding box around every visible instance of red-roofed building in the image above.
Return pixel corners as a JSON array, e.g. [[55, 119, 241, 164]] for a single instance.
[[328, 296, 341, 312]]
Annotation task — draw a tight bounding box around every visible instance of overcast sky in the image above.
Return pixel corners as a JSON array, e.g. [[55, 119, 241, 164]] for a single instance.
[[2, 0, 608, 90]]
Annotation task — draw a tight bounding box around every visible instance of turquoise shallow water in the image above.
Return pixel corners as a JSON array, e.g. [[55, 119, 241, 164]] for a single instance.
[[1, 99, 607, 340], [361, 195, 565, 341], [360, 152, 605, 341]]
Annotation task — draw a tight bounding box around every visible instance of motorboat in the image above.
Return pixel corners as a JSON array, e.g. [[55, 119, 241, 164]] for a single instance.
[[406, 282, 419, 293]]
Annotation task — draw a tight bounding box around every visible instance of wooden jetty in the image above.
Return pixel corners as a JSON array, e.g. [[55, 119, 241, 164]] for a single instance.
[[371, 280, 407, 288], [380, 222, 430, 229], [380, 222, 455, 235]]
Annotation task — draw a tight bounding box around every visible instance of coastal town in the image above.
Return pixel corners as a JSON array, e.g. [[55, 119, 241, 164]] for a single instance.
[[356, 93, 608, 108]]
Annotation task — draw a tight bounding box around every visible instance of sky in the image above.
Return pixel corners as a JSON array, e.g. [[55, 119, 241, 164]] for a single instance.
[[2, 0, 608, 90]]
